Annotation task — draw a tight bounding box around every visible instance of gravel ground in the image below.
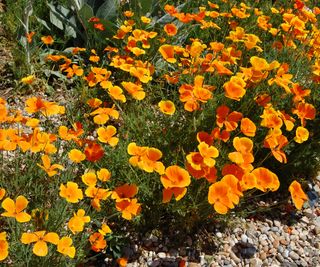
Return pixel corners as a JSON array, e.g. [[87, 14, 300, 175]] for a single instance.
[[102, 178, 320, 267], [110, 208, 320, 267]]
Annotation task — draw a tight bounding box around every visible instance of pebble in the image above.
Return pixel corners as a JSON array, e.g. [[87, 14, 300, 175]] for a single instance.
[[274, 220, 281, 227], [289, 251, 300, 261], [229, 251, 241, 264], [157, 252, 166, 259], [122, 201, 320, 267], [216, 232, 223, 238], [272, 239, 279, 248], [280, 239, 289, 245], [259, 252, 267, 260], [283, 249, 289, 258], [270, 227, 279, 232], [250, 258, 263, 267], [276, 254, 284, 262], [241, 234, 248, 243]]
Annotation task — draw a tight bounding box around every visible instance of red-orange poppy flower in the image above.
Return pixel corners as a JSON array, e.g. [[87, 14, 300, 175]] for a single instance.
[[292, 102, 316, 127], [84, 142, 104, 162], [216, 105, 243, 132], [111, 184, 138, 201], [94, 23, 105, 31], [164, 24, 178, 36]]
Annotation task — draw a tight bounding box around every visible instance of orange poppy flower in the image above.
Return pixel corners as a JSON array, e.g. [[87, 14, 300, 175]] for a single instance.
[[87, 98, 102, 108], [41, 35, 54, 45], [122, 81, 146, 100], [116, 198, 141, 220], [260, 106, 283, 129], [37, 155, 64, 177], [21, 231, 59, 256], [0, 189, 5, 201], [84, 142, 104, 162], [68, 209, 90, 234], [68, 149, 86, 163], [139, 147, 165, 174], [117, 257, 128, 267], [250, 56, 270, 71], [99, 223, 112, 236], [221, 174, 243, 204], [127, 142, 148, 166], [162, 187, 188, 203], [81, 172, 97, 187], [279, 111, 295, 131], [57, 237, 76, 258], [223, 76, 246, 101], [97, 126, 119, 147], [59, 182, 83, 203], [240, 172, 257, 191], [160, 165, 191, 189], [0, 232, 9, 261], [294, 126, 309, 143], [164, 23, 178, 36], [251, 167, 280, 192], [94, 23, 105, 31], [90, 106, 119, 125], [25, 97, 64, 116], [158, 100, 176, 115], [64, 64, 84, 79], [129, 67, 152, 83], [141, 16, 151, 24], [264, 130, 288, 163], [108, 86, 126, 103], [198, 142, 219, 167], [26, 31, 35, 43], [21, 75, 35, 85], [228, 137, 254, 165], [240, 118, 256, 137], [288, 180, 308, 210], [159, 45, 176, 63], [1, 195, 31, 223], [97, 168, 111, 182], [89, 232, 107, 252], [208, 181, 234, 214], [59, 122, 84, 142], [85, 187, 111, 211]]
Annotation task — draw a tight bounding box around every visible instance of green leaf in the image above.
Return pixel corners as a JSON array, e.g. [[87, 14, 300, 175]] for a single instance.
[[48, 3, 70, 30], [78, 3, 94, 22], [35, 16, 51, 31], [129, 0, 153, 15], [96, 0, 120, 20]]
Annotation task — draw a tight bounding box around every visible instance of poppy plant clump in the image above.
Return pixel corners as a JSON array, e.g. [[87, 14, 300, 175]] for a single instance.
[[1, 0, 320, 265]]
